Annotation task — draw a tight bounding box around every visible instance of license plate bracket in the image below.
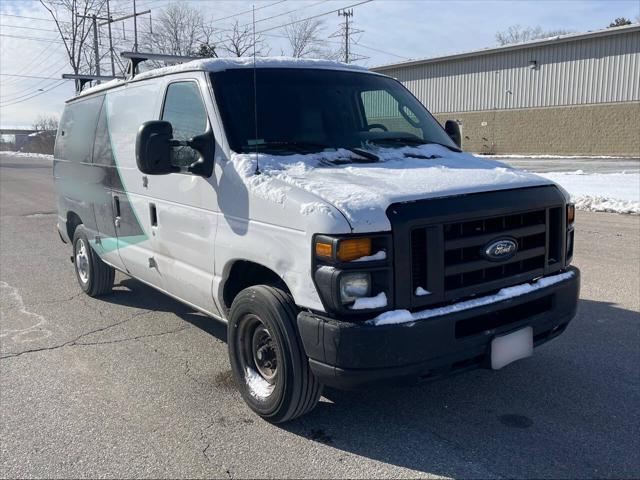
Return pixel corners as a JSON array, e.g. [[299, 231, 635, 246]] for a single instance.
[[491, 326, 533, 370]]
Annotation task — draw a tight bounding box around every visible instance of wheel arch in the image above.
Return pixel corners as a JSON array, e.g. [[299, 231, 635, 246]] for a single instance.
[[221, 260, 292, 312], [66, 211, 83, 240]]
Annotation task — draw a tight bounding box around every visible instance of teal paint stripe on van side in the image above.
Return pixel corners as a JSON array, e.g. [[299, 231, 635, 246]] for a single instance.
[[91, 234, 147, 254], [103, 92, 149, 248]]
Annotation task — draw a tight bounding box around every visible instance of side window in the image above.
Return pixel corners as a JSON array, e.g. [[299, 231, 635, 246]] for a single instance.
[[360, 90, 423, 138], [161, 82, 208, 167], [55, 96, 103, 162], [93, 100, 115, 165]]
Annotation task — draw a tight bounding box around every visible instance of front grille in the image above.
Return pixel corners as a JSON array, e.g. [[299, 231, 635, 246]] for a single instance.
[[411, 207, 563, 302], [388, 186, 568, 310], [442, 209, 547, 294]]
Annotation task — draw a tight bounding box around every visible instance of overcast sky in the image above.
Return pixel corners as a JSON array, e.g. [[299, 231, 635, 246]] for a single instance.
[[1, 0, 638, 128]]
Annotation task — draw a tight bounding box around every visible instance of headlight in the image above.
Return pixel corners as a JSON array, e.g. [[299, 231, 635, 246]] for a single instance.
[[340, 272, 371, 304], [312, 233, 392, 315]]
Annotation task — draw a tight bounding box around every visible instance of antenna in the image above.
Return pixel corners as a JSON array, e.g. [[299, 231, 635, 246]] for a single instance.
[[252, 4, 260, 175]]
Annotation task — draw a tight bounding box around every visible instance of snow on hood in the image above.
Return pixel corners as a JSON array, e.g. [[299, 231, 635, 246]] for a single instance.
[[229, 144, 555, 232]]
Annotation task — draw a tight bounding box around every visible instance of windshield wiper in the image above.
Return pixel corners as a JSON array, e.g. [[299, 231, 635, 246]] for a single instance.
[[369, 136, 461, 152], [245, 140, 328, 154], [246, 141, 380, 163], [343, 147, 379, 163]]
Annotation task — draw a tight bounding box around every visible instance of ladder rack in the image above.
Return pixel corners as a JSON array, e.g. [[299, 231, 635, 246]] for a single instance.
[[62, 74, 124, 94], [120, 51, 201, 79]]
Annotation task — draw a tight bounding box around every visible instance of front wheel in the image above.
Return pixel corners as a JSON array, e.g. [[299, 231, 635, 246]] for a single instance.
[[228, 286, 322, 423]]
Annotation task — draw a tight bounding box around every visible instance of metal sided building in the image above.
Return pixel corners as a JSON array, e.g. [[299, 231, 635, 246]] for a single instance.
[[371, 24, 640, 157]]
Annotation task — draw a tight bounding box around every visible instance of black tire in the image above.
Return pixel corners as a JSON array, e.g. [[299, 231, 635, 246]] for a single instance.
[[228, 285, 323, 423], [72, 225, 115, 297]]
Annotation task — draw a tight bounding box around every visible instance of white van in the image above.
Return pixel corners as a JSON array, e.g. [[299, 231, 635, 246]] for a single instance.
[[55, 57, 580, 422]]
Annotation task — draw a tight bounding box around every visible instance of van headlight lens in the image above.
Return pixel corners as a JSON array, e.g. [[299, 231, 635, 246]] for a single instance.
[[340, 272, 371, 304]]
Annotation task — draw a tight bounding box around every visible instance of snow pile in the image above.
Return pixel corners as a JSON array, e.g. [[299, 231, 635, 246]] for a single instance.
[[229, 145, 551, 231], [245, 367, 274, 399], [300, 202, 335, 217], [537, 171, 639, 214], [351, 292, 388, 310], [369, 270, 575, 326], [415, 287, 431, 296], [479, 154, 630, 160], [0, 151, 53, 160], [352, 250, 387, 262]]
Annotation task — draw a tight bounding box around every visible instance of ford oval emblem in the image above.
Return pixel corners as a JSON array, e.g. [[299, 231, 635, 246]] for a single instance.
[[482, 238, 518, 262]]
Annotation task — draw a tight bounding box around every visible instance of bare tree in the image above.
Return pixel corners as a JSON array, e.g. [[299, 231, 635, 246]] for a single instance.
[[219, 20, 269, 57], [608, 17, 632, 27], [144, 3, 206, 56], [495, 25, 573, 45], [33, 115, 59, 132], [40, 0, 106, 89], [284, 16, 328, 58]]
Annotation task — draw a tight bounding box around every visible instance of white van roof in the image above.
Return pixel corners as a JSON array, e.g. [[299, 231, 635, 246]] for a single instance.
[[74, 56, 373, 99]]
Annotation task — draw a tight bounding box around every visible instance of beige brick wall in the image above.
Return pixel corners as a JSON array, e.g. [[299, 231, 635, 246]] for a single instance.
[[433, 102, 640, 157]]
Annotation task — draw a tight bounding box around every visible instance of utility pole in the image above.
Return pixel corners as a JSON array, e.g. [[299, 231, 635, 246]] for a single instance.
[[92, 15, 101, 77], [331, 9, 367, 64], [98, 4, 151, 55], [106, 0, 115, 76], [338, 9, 352, 63], [78, 13, 108, 79], [133, 0, 138, 52]]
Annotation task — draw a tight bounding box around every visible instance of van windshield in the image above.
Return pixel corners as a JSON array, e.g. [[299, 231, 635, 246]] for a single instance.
[[210, 68, 458, 156]]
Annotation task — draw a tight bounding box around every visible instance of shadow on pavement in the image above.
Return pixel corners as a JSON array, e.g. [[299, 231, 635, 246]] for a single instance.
[[95, 279, 640, 478], [279, 298, 640, 479], [105, 276, 227, 342]]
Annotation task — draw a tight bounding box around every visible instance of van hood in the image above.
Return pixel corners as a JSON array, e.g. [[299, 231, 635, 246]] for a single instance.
[[229, 144, 554, 232]]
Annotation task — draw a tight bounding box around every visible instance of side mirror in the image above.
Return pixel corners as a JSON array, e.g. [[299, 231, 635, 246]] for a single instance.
[[135, 120, 178, 175], [444, 120, 462, 148], [135, 121, 215, 177]]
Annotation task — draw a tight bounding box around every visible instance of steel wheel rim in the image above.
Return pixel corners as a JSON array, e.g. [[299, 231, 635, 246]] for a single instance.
[[75, 238, 90, 284], [237, 314, 277, 399]]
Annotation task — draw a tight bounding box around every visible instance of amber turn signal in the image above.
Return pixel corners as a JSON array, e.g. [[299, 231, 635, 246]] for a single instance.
[[337, 238, 372, 262], [315, 241, 333, 258], [567, 204, 575, 224]]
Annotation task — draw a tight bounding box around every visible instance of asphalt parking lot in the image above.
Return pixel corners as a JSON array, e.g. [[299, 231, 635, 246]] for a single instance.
[[1, 153, 639, 479]]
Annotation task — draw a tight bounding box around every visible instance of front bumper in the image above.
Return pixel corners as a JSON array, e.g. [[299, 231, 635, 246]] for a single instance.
[[297, 266, 580, 389]]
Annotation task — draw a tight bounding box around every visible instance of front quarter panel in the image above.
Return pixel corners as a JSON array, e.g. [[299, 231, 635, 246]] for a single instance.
[[213, 157, 352, 314]]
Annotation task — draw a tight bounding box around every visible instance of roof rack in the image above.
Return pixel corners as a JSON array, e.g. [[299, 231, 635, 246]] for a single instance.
[[62, 74, 124, 94], [120, 51, 201, 79]]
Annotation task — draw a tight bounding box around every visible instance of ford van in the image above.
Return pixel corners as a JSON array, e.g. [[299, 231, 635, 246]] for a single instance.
[[54, 57, 580, 422]]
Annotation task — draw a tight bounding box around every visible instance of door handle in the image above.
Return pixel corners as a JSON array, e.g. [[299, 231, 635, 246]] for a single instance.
[[113, 195, 121, 228], [149, 203, 157, 227]]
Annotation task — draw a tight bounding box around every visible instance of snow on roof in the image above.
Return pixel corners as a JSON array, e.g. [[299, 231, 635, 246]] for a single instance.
[[75, 56, 371, 99], [136, 56, 369, 80]]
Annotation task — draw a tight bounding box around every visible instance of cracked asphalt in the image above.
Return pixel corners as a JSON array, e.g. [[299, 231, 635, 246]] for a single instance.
[[1, 153, 639, 479]]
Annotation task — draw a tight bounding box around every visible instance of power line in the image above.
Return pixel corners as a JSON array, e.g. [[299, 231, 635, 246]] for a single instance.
[[0, 73, 66, 80], [256, 0, 372, 34], [208, 0, 287, 24], [1, 65, 68, 100], [0, 80, 69, 108], [0, 33, 64, 43]]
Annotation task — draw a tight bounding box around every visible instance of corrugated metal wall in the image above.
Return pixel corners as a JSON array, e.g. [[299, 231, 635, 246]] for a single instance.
[[377, 30, 640, 113]]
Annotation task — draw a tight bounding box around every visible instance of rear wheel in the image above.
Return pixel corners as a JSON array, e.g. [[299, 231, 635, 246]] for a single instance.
[[228, 285, 322, 423], [72, 225, 115, 297]]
